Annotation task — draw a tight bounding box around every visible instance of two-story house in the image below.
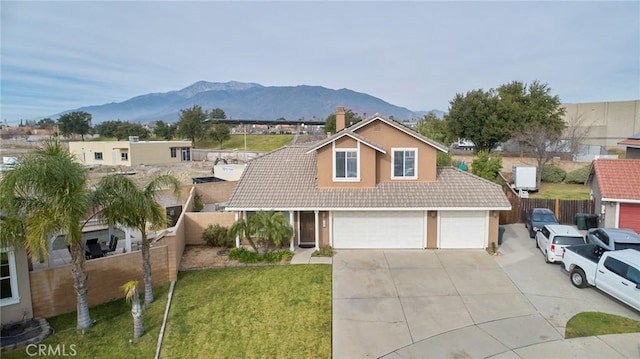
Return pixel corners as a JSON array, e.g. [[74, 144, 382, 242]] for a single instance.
[[226, 107, 511, 250]]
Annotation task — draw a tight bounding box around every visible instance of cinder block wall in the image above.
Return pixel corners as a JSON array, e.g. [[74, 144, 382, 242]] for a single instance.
[[29, 245, 170, 318], [184, 212, 236, 245]]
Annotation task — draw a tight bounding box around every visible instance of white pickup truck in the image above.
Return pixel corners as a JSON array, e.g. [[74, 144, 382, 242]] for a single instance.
[[562, 244, 640, 311]]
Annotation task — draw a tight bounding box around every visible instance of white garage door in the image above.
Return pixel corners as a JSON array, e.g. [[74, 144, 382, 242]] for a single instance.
[[332, 211, 425, 249], [439, 211, 487, 249]]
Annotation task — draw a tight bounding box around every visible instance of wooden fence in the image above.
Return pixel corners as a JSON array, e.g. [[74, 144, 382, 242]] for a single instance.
[[500, 197, 595, 225]]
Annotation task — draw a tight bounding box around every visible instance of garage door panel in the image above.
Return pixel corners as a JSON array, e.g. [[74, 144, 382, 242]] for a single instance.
[[619, 203, 640, 233], [333, 211, 424, 249], [439, 211, 487, 249]]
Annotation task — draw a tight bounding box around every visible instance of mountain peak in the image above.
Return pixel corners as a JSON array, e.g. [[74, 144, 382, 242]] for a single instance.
[[174, 81, 263, 98]]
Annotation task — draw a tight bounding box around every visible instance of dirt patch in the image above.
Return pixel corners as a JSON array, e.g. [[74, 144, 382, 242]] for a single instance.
[[179, 245, 238, 270]]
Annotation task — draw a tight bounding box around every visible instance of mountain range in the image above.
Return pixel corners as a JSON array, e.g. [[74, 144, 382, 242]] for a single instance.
[[61, 81, 445, 124]]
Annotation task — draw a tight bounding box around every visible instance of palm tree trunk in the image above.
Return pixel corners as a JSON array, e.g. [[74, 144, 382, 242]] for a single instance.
[[70, 242, 92, 330], [140, 230, 154, 304], [132, 300, 144, 338]]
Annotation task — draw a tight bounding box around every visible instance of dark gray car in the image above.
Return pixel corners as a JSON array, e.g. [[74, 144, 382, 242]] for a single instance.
[[525, 208, 559, 238], [585, 228, 640, 251]]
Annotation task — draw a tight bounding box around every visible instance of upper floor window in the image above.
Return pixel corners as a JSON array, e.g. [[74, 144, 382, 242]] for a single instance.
[[94, 152, 103, 161], [170, 148, 177, 158], [1, 249, 20, 306], [334, 148, 358, 181], [392, 148, 417, 179]]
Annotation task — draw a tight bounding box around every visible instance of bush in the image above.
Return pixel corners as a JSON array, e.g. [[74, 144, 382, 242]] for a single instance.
[[565, 166, 590, 184], [202, 224, 233, 247], [228, 247, 293, 263], [312, 246, 335, 257], [437, 152, 454, 167], [192, 193, 204, 212], [541, 164, 566, 183], [471, 150, 502, 182]]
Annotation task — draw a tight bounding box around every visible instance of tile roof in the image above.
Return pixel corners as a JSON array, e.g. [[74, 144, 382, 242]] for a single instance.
[[618, 139, 640, 148], [591, 159, 640, 201], [226, 145, 511, 210]]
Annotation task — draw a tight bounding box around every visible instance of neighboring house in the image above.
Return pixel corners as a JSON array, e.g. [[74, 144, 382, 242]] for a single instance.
[[587, 159, 640, 233], [618, 133, 640, 159], [1, 247, 33, 325], [68, 139, 192, 167], [226, 108, 511, 250]]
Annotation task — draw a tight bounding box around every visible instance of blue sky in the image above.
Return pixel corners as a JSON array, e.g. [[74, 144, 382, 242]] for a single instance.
[[1, 1, 639, 124]]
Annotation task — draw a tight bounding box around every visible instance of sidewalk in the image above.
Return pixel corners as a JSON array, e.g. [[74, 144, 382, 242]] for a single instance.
[[290, 247, 332, 264]]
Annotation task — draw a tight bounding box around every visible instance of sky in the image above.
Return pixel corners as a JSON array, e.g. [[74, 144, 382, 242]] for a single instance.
[[1, 1, 639, 124]]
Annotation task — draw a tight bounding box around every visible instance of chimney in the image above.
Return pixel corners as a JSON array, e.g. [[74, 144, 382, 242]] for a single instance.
[[336, 106, 346, 132]]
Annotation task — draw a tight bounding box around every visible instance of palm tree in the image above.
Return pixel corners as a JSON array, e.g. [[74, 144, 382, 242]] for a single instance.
[[230, 211, 292, 253], [0, 140, 94, 330], [94, 173, 180, 303], [121, 280, 143, 338]]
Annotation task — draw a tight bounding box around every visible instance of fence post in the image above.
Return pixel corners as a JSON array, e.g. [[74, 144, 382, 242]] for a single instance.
[[555, 198, 560, 219]]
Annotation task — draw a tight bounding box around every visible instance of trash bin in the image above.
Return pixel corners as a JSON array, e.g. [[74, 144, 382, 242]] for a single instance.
[[498, 225, 506, 245], [575, 213, 587, 230], [585, 214, 599, 229]]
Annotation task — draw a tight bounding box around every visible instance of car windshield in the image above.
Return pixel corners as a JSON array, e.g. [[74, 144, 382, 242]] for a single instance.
[[553, 236, 584, 245], [533, 213, 556, 222]]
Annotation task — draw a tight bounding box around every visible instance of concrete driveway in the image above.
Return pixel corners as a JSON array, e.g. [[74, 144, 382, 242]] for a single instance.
[[332, 224, 640, 358]]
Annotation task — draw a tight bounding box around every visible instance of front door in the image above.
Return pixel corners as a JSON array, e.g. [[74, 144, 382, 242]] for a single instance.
[[299, 212, 315, 247]]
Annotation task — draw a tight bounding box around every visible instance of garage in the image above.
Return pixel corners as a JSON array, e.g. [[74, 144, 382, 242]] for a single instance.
[[619, 203, 640, 233], [332, 211, 425, 249], [439, 211, 487, 249]]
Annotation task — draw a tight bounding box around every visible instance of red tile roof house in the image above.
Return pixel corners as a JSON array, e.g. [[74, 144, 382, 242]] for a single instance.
[[225, 107, 511, 250], [587, 159, 640, 233], [618, 132, 640, 159]]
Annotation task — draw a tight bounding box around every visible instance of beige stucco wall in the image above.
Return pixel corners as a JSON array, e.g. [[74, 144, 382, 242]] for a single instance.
[[184, 212, 236, 245], [319, 211, 330, 247], [562, 100, 640, 149], [356, 120, 438, 182], [488, 211, 499, 249], [426, 212, 438, 249], [316, 138, 377, 188], [29, 245, 169, 318], [1, 248, 33, 324], [195, 181, 238, 204], [68, 140, 192, 167], [130, 141, 192, 166]]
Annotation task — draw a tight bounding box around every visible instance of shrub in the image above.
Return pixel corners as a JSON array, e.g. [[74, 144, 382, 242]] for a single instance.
[[565, 166, 590, 184], [312, 246, 335, 257], [192, 193, 204, 212], [263, 249, 293, 263], [202, 224, 233, 247], [541, 164, 566, 183], [228, 247, 260, 263], [437, 152, 454, 167], [471, 150, 502, 182]]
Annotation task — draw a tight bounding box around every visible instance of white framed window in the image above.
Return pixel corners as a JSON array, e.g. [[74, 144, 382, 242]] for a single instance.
[[333, 142, 359, 181], [94, 152, 103, 161], [392, 148, 417, 179], [121, 152, 128, 161], [1, 249, 20, 306]]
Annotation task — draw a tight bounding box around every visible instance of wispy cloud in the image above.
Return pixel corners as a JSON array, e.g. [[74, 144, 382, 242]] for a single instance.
[[1, 1, 638, 123]]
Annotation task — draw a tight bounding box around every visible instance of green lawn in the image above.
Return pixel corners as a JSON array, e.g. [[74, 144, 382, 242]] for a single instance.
[[161, 265, 332, 359], [198, 134, 294, 151], [565, 312, 640, 338], [2, 284, 170, 359], [529, 182, 591, 200]]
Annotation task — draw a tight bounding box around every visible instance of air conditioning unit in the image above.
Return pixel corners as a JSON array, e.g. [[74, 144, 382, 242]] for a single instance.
[[129, 136, 139, 143]]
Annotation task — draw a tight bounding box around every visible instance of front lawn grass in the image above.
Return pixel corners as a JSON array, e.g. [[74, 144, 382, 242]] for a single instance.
[[565, 312, 640, 338], [199, 134, 294, 151], [529, 182, 591, 200], [2, 284, 170, 359], [161, 265, 332, 359]]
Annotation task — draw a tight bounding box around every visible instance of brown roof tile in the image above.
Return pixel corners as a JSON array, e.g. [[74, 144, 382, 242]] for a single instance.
[[592, 159, 640, 200], [226, 145, 511, 210]]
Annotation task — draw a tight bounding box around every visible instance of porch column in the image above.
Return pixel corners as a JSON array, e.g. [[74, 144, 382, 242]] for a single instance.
[[296, 212, 301, 247], [125, 226, 132, 252], [235, 212, 240, 248], [289, 211, 295, 251], [314, 210, 320, 251]]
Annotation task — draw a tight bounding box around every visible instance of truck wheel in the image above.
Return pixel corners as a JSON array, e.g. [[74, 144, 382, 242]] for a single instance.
[[570, 268, 588, 288]]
